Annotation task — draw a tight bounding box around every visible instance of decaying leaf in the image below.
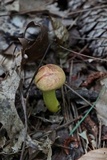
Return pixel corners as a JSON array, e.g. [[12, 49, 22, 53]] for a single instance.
[[96, 78, 107, 126], [47, 147, 52, 160], [20, 0, 68, 17], [4, 0, 19, 11], [64, 136, 79, 155], [79, 131, 89, 146], [78, 148, 107, 160], [102, 125, 107, 141], [42, 137, 53, 155], [20, 0, 52, 12], [4, 43, 22, 56], [19, 21, 49, 63], [81, 115, 98, 137], [50, 17, 69, 44], [82, 72, 107, 87], [0, 52, 25, 152]]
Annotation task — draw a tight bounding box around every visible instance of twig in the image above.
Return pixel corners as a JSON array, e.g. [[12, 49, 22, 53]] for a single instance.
[[60, 45, 107, 62], [65, 83, 92, 106], [98, 119, 102, 148], [54, 143, 72, 150], [68, 5, 107, 16], [69, 36, 107, 41], [19, 80, 28, 160], [55, 116, 81, 131]]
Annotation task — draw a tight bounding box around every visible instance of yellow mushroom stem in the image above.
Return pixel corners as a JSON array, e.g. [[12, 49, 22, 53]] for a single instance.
[[43, 90, 61, 113]]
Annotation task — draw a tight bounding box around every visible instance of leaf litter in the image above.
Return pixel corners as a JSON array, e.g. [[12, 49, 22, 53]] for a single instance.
[[0, 0, 107, 160]]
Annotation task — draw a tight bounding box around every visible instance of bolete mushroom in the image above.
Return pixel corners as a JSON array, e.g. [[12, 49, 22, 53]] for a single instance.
[[35, 64, 66, 112]]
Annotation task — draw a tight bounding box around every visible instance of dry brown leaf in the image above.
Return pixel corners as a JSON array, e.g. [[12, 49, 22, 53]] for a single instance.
[[78, 148, 107, 160], [19, 21, 49, 63], [82, 72, 107, 87]]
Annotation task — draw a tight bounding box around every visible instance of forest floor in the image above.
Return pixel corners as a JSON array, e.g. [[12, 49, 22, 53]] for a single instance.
[[0, 0, 107, 160]]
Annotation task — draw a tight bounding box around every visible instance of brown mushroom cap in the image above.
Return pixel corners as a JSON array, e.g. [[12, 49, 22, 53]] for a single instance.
[[35, 64, 66, 91]]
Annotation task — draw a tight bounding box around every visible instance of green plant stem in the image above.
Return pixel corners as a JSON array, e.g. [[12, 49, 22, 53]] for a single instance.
[[43, 90, 61, 112]]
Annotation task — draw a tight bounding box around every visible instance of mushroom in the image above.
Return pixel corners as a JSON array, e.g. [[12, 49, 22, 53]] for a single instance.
[[35, 64, 66, 112]]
